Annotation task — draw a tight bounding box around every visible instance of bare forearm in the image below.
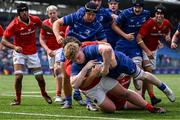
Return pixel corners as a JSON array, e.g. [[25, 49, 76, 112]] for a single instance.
[[112, 22, 127, 38], [70, 67, 89, 88], [1, 37, 15, 49], [137, 34, 150, 53]]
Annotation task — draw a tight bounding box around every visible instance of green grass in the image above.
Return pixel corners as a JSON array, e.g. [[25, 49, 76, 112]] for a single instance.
[[0, 75, 180, 120]]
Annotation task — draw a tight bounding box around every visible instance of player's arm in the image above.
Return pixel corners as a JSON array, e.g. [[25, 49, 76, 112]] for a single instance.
[[70, 60, 97, 88], [171, 30, 180, 49], [41, 23, 52, 33], [53, 18, 64, 44], [111, 22, 134, 41], [98, 44, 116, 75], [39, 32, 55, 57], [1, 36, 22, 53], [136, 33, 153, 59]]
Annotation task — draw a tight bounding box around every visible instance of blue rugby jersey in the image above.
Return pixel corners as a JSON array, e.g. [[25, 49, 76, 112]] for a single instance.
[[115, 7, 150, 49], [71, 45, 137, 79], [177, 23, 180, 32], [63, 7, 106, 42]]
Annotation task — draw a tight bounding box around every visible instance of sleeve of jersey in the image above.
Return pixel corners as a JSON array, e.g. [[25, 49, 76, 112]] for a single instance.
[[95, 25, 106, 41], [105, 9, 113, 22], [0, 25, 4, 37], [59, 50, 66, 62], [139, 21, 150, 37], [3, 21, 15, 39], [83, 45, 100, 57], [71, 63, 83, 76], [63, 13, 77, 26], [34, 16, 42, 27], [115, 12, 126, 25]]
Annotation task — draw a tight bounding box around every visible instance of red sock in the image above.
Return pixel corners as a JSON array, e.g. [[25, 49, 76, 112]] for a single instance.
[[145, 103, 155, 113], [56, 90, 61, 97], [148, 92, 155, 99]]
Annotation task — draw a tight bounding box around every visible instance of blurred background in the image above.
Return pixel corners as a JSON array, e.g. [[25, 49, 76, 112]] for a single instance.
[[0, 0, 180, 75]]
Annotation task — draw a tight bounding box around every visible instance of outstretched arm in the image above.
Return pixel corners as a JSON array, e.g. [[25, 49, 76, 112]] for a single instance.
[[53, 18, 64, 44]]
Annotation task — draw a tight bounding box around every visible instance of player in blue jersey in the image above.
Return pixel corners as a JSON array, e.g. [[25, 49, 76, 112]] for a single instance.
[[112, 0, 161, 105], [103, 0, 122, 49], [62, 36, 175, 113], [171, 23, 180, 49], [53, 1, 106, 110], [90, 0, 121, 49]]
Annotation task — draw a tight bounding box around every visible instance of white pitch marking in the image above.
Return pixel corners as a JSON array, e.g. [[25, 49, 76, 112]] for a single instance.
[[0, 111, 142, 120]]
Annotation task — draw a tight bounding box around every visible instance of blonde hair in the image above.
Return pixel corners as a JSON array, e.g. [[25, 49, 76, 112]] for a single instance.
[[46, 5, 58, 13], [64, 42, 80, 60]]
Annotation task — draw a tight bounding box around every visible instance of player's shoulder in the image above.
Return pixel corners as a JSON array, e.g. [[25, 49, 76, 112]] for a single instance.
[[42, 19, 50, 24], [29, 15, 41, 21], [163, 19, 170, 24]]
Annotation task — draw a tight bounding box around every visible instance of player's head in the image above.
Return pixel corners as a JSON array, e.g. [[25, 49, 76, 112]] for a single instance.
[[17, 3, 29, 20], [154, 4, 166, 23], [108, 0, 119, 13], [84, 2, 98, 23], [90, 0, 102, 10], [46, 5, 58, 21], [63, 37, 85, 63], [131, 0, 144, 15], [131, 0, 144, 7]]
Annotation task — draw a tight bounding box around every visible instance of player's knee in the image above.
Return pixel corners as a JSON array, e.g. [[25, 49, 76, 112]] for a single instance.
[[144, 65, 153, 73], [15, 73, 23, 81]]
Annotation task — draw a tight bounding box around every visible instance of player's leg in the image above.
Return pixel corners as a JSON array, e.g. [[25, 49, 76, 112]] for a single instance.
[[10, 51, 25, 105], [54, 61, 64, 104], [142, 51, 161, 105], [11, 64, 24, 105], [133, 65, 175, 102], [28, 53, 52, 104], [61, 62, 72, 108], [110, 82, 166, 113]]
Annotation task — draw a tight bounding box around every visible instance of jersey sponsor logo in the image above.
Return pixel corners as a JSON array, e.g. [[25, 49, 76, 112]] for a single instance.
[[20, 29, 35, 35]]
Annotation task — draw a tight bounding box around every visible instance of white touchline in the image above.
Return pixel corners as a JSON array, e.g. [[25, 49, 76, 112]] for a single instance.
[[0, 111, 141, 120]]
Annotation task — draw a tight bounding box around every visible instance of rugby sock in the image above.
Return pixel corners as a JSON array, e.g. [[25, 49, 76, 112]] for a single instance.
[[145, 103, 155, 112], [149, 92, 155, 99], [86, 97, 91, 105], [158, 83, 166, 91], [15, 80, 22, 102], [56, 90, 61, 97], [73, 89, 82, 100], [65, 96, 72, 105]]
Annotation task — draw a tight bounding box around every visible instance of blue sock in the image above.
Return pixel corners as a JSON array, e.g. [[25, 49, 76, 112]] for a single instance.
[[65, 96, 72, 105], [159, 83, 166, 91], [73, 89, 82, 100], [86, 97, 91, 105]]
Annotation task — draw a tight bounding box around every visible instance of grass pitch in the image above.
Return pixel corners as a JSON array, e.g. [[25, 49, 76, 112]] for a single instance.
[[0, 75, 179, 120]]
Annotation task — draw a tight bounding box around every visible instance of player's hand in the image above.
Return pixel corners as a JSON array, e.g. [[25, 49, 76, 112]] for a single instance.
[[14, 46, 23, 53], [56, 35, 64, 44], [171, 42, 177, 49], [47, 49, 55, 57], [84, 60, 97, 70], [125, 33, 135, 41], [147, 51, 154, 59]]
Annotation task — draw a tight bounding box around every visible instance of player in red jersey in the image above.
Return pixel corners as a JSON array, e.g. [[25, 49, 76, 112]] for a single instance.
[[40, 5, 67, 105], [2, 3, 52, 105], [136, 4, 171, 105], [0, 25, 4, 50]]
